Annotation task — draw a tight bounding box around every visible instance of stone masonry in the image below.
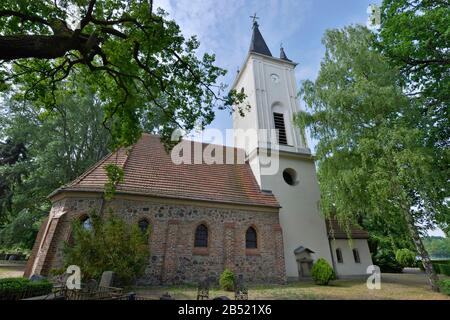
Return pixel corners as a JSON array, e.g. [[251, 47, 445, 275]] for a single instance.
[[25, 193, 286, 285]]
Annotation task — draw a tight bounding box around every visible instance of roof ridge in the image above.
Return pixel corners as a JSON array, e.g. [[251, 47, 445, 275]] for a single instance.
[[68, 145, 131, 188], [147, 133, 247, 154], [67, 151, 116, 187]]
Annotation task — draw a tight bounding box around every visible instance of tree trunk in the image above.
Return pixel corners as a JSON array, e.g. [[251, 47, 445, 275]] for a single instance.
[[0, 35, 79, 60], [403, 208, 440, 292]]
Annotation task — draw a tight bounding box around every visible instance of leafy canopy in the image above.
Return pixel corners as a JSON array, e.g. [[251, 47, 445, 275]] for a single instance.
[[296, 25, 448, 236], [0, 0, 246, 147], [0, 81, 111, 241], [296, 25, 448, 291], [378, 0, 449, 149]]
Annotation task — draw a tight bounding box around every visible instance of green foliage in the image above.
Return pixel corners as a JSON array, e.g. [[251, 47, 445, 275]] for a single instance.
[[63, 211, 150, 285], [219, 268, 235, 291], [295, 25, 447, 290], [378, 0, 449, 149], [432, 261, 450, 276], [423, 237, 450, 259], [0, 277, 52, 300], [0, 1, 246, 148], [439, 279, 450, 295], [0, 84, 111, 244], [373, 251, 403, 273], [395, 248, 416, 268], [104, 164, 125, 200], [417, 260, 450, 274], [311, 258, 335, 285], [0, 209, 46, 251]]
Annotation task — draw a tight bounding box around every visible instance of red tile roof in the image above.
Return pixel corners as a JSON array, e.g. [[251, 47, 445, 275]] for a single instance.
[[53, 134, 280, 208], [326, 219, 369, 239]]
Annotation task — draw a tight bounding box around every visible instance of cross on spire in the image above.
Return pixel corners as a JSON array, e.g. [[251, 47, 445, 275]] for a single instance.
[[250, 13, 259, 27]]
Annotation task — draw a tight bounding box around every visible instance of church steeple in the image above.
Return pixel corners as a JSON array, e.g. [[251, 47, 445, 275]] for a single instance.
[[280, 45, 292, 62], [249, 17, 272, 57]]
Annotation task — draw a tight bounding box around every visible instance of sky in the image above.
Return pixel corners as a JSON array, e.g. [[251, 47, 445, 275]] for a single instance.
[[155, 0, 382, 143], [154, 0, 445, 238]]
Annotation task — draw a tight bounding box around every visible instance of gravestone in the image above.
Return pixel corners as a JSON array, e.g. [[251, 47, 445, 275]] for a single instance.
[[99, 271, 115, 287]]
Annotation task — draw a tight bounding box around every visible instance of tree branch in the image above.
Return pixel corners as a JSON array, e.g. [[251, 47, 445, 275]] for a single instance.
[[0, 10, 51, 26]]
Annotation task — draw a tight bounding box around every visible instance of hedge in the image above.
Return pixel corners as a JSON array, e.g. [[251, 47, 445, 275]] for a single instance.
[[439, 280, 450, 296], [0, 278, 53, 300], [437, 263, 450, 276], [418, 260, 450, 275]]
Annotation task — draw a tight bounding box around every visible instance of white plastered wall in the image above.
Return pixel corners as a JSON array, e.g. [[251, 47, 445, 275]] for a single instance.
[[329, 239, 373, 277]]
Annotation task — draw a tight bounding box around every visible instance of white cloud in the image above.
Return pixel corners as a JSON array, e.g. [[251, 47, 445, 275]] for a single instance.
[[154, 0, 312, 81]]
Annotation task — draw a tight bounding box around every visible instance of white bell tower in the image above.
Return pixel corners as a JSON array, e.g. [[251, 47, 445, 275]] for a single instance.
[[232, 19, 333, 279]]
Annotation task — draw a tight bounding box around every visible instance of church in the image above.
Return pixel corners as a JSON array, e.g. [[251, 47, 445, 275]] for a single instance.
[[25, 20, 372, 284]]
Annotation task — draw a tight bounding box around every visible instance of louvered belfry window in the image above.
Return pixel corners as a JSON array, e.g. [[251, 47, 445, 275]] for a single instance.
[[273, 112, 288, 145]]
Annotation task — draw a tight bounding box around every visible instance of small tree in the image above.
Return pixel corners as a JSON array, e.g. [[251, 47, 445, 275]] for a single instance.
[[63, 211, 150, 285], [219, 268, 235, 291], [395, 248, 416, 268], [311, 258, 336, 286]]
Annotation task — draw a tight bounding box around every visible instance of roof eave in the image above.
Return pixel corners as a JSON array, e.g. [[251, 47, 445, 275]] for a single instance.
[[49, 187, 281, 210], [231, 52, 298, 91]]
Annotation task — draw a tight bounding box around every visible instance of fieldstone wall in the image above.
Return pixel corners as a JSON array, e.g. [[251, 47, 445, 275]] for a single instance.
[[27, 195, 286, 285]]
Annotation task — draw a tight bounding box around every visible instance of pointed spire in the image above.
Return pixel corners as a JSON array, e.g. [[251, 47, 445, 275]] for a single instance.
[[280, 44, 292, 62], [249, 15, 272, 57]]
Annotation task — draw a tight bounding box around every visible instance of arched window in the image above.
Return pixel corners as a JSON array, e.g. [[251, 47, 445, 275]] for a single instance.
[[81, 216, 92, 231], [138, 219, 150, 234], [246, 227, 257, 249], [194, 224, 208, 248], [336, 248, 343, 263]]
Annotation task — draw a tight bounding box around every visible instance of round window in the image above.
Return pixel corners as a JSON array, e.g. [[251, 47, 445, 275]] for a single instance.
[[282, 168, 298, 186]]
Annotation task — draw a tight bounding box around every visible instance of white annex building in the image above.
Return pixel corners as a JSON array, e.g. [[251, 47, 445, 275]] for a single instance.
[[232, 20, 373, 279]]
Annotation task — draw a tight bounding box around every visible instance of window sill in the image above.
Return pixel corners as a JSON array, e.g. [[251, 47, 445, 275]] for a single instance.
[[245, 249, 260, 256], [193, 247, 209, 256]]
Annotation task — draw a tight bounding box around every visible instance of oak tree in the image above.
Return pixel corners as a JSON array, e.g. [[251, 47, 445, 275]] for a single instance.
[[0, 0, 244, 147]]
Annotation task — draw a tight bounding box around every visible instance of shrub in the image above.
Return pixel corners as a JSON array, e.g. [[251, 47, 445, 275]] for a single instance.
[[219, 268, 235, 291], [437, 263, 450, 276], [63, 211, 150, 285], [311, 258, 335, 285], [395, 249, 416, 268], [0, 278, 52, 300], [439, 280, 450, 296], [373, 251, 403, 273]]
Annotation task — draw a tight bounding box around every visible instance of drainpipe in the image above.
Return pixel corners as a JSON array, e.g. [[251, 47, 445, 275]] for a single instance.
[[328, 238, 338, 279]]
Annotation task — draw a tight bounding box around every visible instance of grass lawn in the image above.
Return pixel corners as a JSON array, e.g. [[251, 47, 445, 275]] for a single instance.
[[0, 265, 25, 279], [132, 272, 450, 300]]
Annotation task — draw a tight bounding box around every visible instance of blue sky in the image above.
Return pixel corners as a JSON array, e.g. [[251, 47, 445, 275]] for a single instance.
[[155, 0, 445, 238], [156, 0, 382, 143]]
